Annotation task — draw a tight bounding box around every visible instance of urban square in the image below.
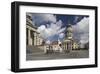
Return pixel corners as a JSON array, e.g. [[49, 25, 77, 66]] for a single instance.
[[26, 13, 89, 60]]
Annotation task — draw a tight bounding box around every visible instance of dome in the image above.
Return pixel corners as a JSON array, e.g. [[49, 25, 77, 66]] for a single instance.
[[67, 24, 72, 27], [67, 27, 73, 32]]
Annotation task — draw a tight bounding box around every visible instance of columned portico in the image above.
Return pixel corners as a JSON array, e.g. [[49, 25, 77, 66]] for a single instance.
[[26, 26, 43, 46], [62, 24, 73, 52], [26, 13, 43, 46]]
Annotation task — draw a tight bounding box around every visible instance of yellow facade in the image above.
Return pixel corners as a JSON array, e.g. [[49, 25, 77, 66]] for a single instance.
[[72, 42, 79, 49]]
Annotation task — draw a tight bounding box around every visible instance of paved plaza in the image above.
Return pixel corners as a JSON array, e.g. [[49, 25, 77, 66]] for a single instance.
[[26, 49, 89, 61]]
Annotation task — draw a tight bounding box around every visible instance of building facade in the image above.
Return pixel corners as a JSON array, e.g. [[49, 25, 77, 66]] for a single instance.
[[42, 41, 63, 53], [26, 13, 43, 46], [72, 41, 79, 50], [61, 24, 73, 52]]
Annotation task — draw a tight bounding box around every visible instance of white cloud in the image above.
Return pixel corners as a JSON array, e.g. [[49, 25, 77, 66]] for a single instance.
[[74, 16, 79, 23], [32, 13, 66, 42], [59, 33, 65, 39], [72, 17, 89, 44], [32, 13, 56, 26], [80, 33, 89, 44], [73, 17, 89, 33], [37, 20, 65, 40]]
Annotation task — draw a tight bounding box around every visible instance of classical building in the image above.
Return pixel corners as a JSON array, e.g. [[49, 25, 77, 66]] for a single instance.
[[72, 41, 79, 50], [42, 40, 63, 53], [26, 13, 43, 46], [61, 24, 73, 52]]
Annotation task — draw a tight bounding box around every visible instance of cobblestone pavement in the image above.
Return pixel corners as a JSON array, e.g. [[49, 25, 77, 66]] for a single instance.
[[26, 50, 89, 60]]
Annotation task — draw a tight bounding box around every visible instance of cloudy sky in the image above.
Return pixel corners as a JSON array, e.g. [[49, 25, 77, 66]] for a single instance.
[[29, 13, 89, 44]]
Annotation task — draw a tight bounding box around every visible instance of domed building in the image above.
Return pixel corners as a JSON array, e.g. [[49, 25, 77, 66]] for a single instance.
[[62, 24, 73, 53], [66, 24, 73, 39]]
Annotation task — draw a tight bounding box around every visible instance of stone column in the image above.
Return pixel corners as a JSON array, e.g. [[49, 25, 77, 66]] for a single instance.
[[28, 29, 30, 45], [34, 32, 37, 46], [28, 29, 32, 45]]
